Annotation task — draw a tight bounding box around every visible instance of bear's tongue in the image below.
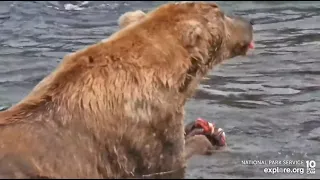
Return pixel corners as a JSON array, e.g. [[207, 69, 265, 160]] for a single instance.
[[248, 41, 255, 49]]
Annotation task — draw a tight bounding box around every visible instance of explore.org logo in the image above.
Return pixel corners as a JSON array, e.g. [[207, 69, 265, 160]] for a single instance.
[[241, 159, 316, 175]]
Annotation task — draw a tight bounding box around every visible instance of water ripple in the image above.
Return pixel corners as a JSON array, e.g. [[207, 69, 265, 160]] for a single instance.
[[0, 1, 319, 178]]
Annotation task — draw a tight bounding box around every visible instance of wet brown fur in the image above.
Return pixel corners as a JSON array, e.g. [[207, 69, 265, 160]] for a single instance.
[[0, 2, 253, 179], [185, 135, 215, 160]]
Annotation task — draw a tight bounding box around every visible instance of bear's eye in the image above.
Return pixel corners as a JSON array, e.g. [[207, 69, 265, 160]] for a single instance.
[[209, 3, 218, 9]]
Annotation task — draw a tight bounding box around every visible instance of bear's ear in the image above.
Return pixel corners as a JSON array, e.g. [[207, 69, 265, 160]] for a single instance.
[[181, 20, 203, 47], [118, 10, 146, 29]]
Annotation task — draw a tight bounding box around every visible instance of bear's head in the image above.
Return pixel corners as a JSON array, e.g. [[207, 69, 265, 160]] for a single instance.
[[166, 2, 254, 63]]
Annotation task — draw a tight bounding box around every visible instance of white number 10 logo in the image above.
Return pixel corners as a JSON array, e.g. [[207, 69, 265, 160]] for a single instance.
[[306, 160, 316, 174]]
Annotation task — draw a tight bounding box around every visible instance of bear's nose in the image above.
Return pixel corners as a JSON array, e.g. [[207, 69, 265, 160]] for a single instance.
[[241, 17, 254, 26], [249, 19, 254, 26]]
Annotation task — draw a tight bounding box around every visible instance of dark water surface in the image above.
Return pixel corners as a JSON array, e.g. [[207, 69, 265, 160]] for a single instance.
[[0, 1, 319, 179]]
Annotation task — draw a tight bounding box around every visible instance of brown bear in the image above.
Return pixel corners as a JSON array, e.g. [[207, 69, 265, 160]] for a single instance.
[[0, 2, 254, 179]]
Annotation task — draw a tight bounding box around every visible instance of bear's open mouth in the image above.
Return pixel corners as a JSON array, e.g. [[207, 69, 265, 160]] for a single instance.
[[248, 41, 255, 49], [243, 40, 255, 55]]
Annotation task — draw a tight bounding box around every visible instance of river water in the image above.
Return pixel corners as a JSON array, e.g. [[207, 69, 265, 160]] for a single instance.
[[0, 1, 319, 179]]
